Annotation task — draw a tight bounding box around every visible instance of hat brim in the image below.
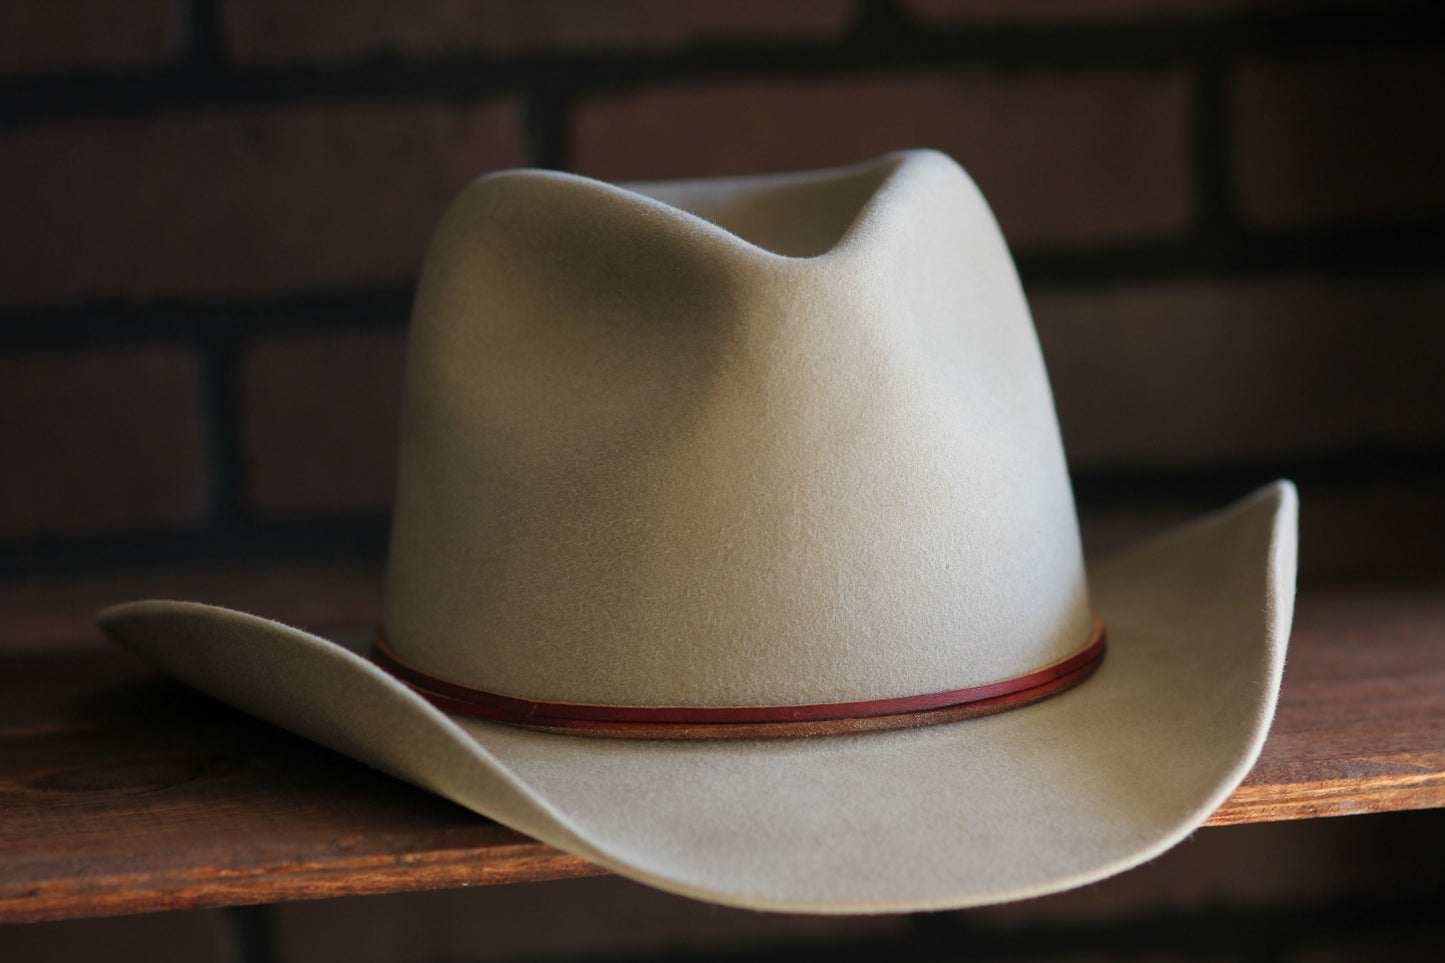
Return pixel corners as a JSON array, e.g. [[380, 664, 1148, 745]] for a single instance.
[[98, 481, 1297, 914]]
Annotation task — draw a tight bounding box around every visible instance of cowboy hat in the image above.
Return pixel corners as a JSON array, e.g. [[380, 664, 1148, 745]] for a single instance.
[[99, 150, 1298, 914]]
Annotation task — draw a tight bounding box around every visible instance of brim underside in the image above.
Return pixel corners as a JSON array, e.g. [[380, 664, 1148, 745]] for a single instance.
[[98, 482, 1297, 914]]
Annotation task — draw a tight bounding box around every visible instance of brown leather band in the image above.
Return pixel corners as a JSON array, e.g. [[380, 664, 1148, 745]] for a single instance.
[[370, 620, 1106, 739]]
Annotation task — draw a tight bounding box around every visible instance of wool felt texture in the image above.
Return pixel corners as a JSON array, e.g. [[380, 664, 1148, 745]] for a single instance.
[[97, 151, 1299, 913], [386, 151, 1091, 707]]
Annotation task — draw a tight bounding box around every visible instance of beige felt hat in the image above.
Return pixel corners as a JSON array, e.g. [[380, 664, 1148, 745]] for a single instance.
[[99, 150, 1298, 914]]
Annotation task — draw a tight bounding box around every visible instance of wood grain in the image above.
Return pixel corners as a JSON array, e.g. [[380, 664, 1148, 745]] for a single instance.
[[2, 580, 1442, 923], [1207, 581, 1445, 825], [0, 650, 603, 924]]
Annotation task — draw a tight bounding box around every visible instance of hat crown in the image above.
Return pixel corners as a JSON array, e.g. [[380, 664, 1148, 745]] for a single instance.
[[384, 150, 1091, 706]]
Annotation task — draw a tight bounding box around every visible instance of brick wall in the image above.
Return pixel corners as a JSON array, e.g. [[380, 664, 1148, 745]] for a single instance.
[[2, 0, 1443, 959]]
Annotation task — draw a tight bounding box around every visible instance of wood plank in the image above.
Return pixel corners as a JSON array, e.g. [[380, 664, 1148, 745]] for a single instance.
[[1208, 581, 1445, 825], [2, 581, 1443, 924], [0, 650, 604, 924]]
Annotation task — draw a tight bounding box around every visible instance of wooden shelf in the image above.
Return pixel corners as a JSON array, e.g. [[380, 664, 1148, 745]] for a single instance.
[[3, 580, 1443, 924], [1207, 580, 1445, 825]]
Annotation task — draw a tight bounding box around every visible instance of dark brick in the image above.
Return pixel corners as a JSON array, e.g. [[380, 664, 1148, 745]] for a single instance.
[[1292, 927, 1445, 963], [1293, 483, 1445, 584], [572, 68, 1195, 248], [1032, 275, 1445, 466], [0, 102, 525, 306], [0, 0, 183, 74], [903, 0, 1401, 24], [241, 330, 406, 516], [225, 0, 857, 62], [0, 909, 235, 963], [1233, 50, 1445, 227], [1080, 482, 1445, 584], [0, 564, 385, 650], [272, 874, 903, 963], [0, 347, 207, 537], [961, 812, 1445, 929], [2, 503, 1433, 642], [904, 0, 1229, 22]]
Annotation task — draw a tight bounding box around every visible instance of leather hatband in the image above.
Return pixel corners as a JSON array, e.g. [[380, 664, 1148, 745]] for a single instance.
[[369, 620, 1106, 739]]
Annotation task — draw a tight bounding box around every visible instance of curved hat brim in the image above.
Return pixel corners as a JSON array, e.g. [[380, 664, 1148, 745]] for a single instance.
[[98, 482, 1297, 914]]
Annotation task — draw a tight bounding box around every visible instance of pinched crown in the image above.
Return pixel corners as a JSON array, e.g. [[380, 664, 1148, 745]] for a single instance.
[[383, 151, 1092, 708]]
